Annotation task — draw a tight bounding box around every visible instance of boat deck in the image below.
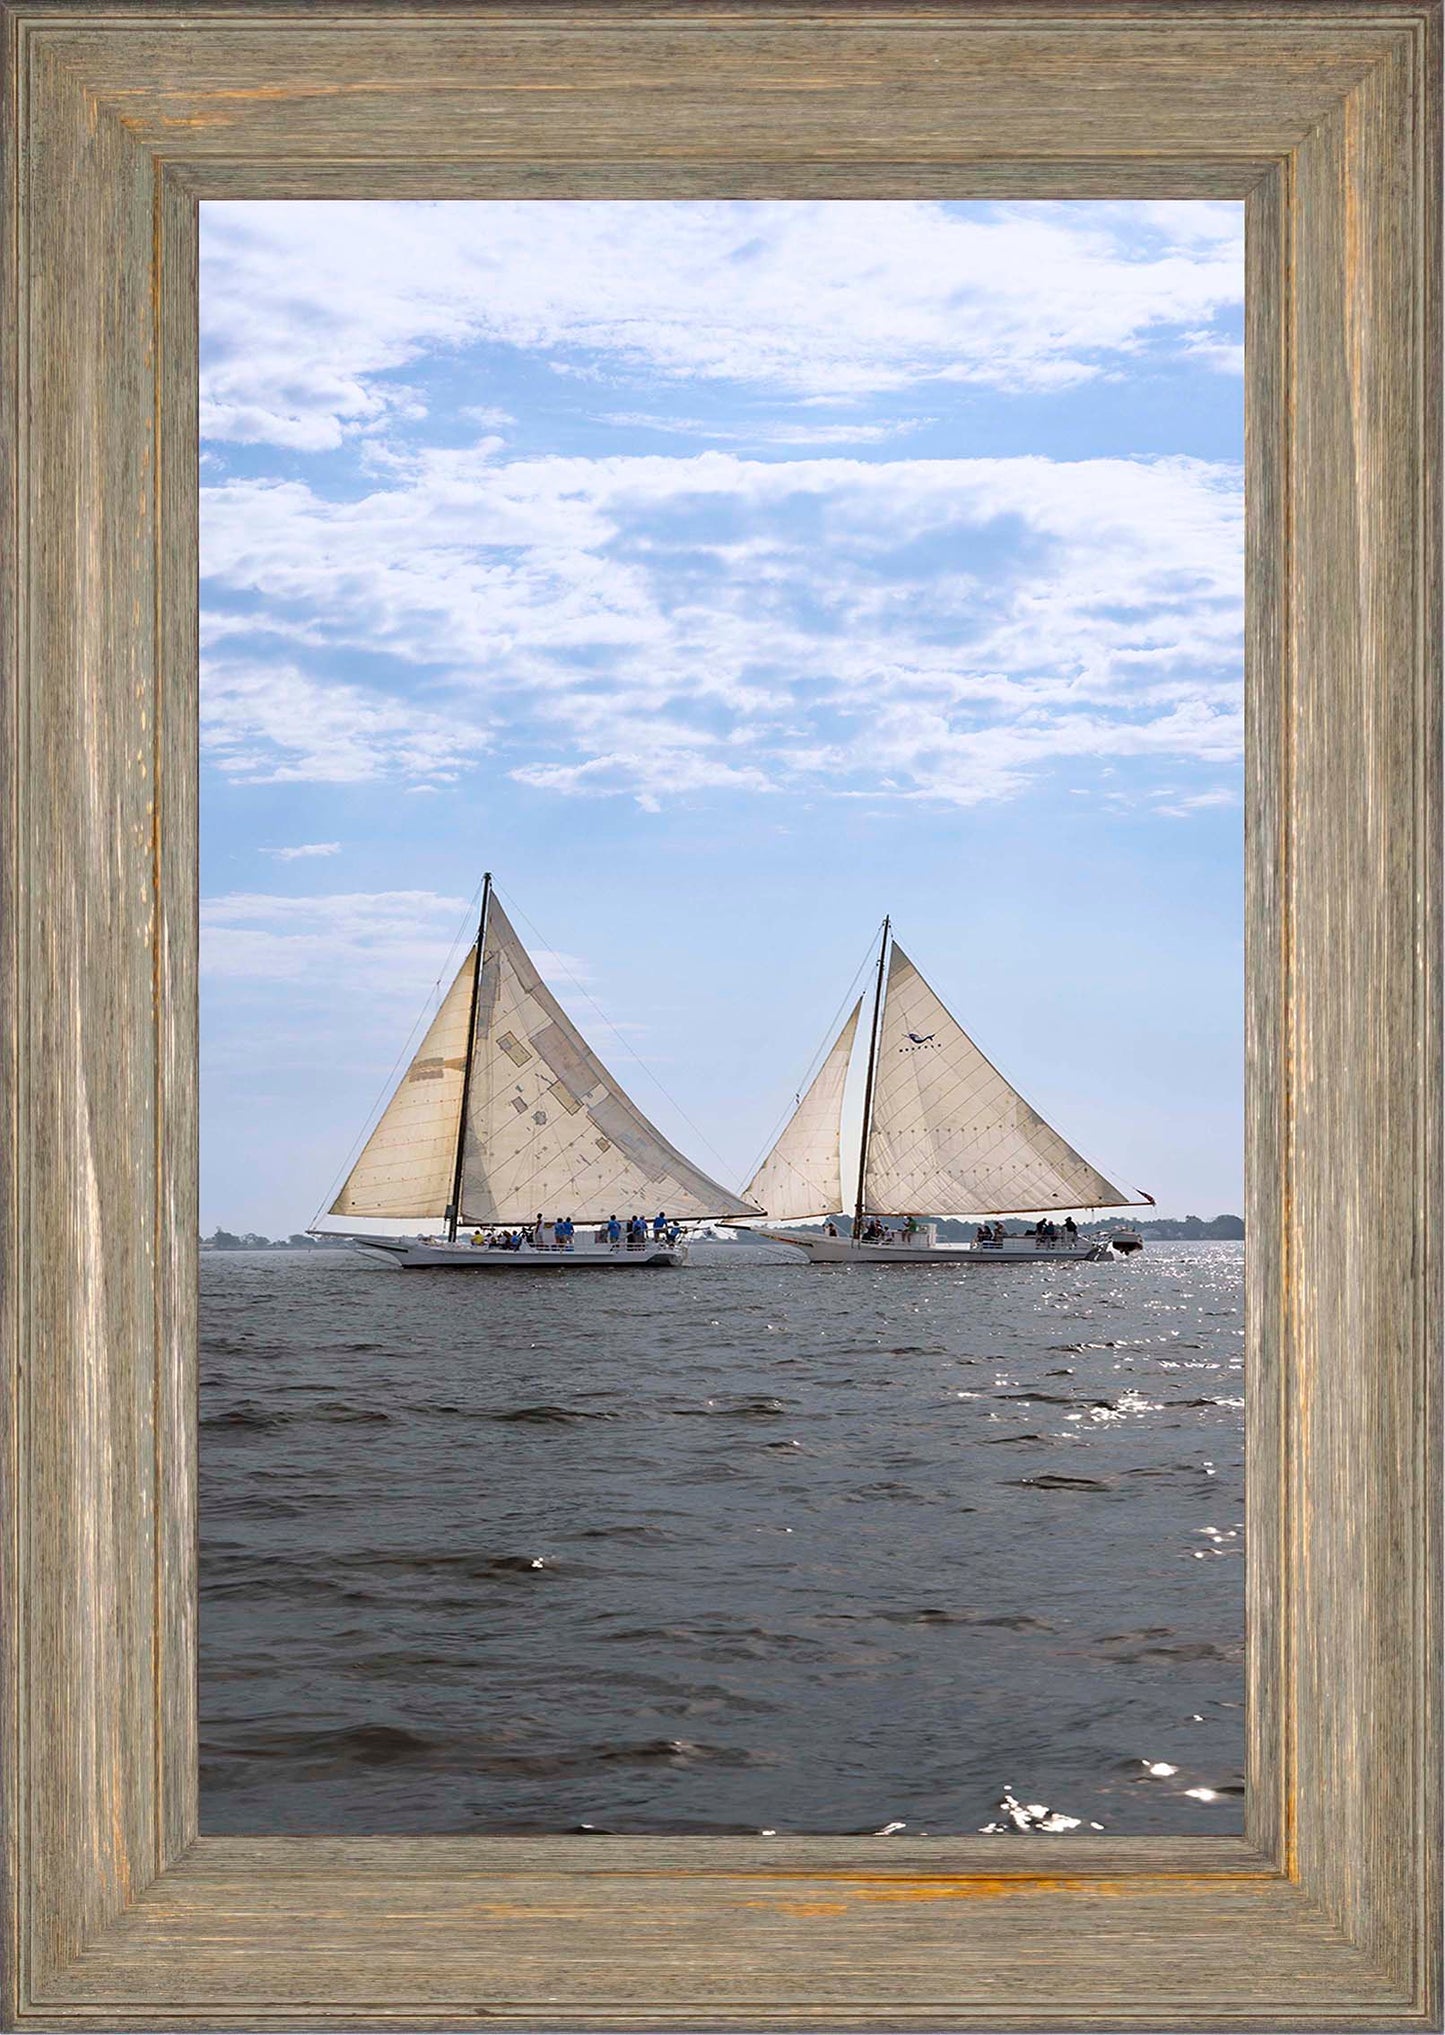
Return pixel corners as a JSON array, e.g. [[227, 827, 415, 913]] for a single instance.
[[352, 1239, 686, 1270], [763, 1232, 1122, 1265]]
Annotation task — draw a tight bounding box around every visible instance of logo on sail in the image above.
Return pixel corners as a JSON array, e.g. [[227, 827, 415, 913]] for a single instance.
[[905, 1030, 937, 1048]]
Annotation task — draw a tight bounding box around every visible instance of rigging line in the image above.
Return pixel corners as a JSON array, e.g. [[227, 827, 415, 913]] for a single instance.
[[306, 878, 485, 1231], [738, 921, 884, 1189], [493, 881, 738, 1180]]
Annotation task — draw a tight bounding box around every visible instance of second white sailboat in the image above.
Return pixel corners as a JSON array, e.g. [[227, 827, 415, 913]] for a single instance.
[[740, 918, 1151, 1265]]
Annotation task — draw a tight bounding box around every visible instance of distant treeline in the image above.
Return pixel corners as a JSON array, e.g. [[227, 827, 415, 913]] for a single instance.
[[932, 1214, 1244, 1242], [201, 1230, 329, 1250]]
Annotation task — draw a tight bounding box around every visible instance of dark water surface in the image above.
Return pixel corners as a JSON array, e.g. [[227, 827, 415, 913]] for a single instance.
[[200, 1241, 1244, 1836]]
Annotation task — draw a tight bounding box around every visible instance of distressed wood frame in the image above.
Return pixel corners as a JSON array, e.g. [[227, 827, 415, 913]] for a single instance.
[[1, 2, 1440, 2026]]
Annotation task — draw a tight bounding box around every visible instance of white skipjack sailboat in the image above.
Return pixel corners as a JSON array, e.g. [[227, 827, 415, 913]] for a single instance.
[[320, 875, 761, 1269], [742, 917, 1151, 1265]]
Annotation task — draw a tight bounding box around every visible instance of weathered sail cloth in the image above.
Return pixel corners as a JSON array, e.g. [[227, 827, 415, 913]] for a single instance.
[[461, 902, 757, 1223], [742, 1000, 861, 1221], [863, 943, 1132, 1215], [331, 957, 476, 1220]]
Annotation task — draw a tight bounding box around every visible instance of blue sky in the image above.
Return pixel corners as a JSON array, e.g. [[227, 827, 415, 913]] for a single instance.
[[199, 200, 1244, 1235]]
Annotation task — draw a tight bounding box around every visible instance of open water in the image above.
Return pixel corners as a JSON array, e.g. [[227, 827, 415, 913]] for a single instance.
[[200, 1240, 1244, 1836]]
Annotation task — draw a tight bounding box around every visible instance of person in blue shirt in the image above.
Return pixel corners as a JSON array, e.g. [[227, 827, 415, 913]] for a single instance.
[[606, 1214, 621, 1249], [652, 1211, 667, 1240]]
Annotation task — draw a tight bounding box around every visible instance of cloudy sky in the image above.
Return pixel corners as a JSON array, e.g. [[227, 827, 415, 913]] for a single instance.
[[199, 199, 1244, 1236]]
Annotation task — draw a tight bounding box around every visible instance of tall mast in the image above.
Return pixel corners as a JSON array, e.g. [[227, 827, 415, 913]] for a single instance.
[[852, 915, 890, 1240], [445, 872, 491, 1242]]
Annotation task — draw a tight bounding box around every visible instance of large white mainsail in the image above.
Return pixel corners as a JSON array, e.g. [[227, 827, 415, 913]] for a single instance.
[[862, 941, 1133, 1216], [742, 1000, 861, 1221], [334, 892, 758, 1228]]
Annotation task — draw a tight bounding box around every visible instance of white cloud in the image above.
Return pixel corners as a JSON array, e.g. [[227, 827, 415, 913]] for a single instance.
[[1152, 786, 1240, 819], [200, 200, 1243, 449], [201, 890, 587, 999], [599, 413, 926, 446], [513, 748, 776, 803], [263, 841, 341, 861], [201, 659, 490, 785], [202, 890, 466, 992], [201, 447, 1242, 808]]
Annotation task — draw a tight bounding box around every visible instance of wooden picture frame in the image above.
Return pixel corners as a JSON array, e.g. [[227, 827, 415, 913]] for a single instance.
[[1, 2, 1439, 2025]]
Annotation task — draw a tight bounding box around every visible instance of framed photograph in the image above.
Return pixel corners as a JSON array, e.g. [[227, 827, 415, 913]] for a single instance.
[[1, 4, 1439, 2028]]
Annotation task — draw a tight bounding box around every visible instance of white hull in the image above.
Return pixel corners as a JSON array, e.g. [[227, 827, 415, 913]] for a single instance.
[[351, 1239, 687, 1271], [762, 1232, 1124, 1266]]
